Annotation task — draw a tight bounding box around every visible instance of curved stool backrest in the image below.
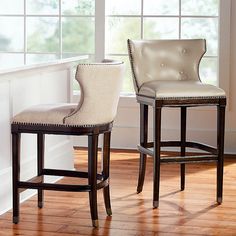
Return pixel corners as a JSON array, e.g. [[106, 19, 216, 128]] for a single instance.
[[64, 61, 125, 126], [128, 39, 206, 93]]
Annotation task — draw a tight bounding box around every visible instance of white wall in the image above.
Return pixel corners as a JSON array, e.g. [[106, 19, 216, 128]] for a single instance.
[[224, 0, 236, 153], [227, 0, 236, 152], [0, 61, 76, 214]]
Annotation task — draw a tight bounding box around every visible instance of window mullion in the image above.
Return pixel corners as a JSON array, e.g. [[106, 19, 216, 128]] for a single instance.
[[141, 0, 144, 39], [24, 0, 26, 64], [95, 0, 105, 62], [179, 0, 181, 39], [218, 0, 231, 96], [59, 0, 62, 59]]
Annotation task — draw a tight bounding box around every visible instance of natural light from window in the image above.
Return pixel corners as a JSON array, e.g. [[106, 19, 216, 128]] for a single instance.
[[0, 0, 220, 94]]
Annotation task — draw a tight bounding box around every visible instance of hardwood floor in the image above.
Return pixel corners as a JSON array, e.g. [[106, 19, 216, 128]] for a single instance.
[[1, 149, 236, 235]]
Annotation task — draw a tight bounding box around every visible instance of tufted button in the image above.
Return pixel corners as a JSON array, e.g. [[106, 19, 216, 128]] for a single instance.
[[179, 71, 188, 80], [182, 48, 187, 54], [160, 63, 165, 67]]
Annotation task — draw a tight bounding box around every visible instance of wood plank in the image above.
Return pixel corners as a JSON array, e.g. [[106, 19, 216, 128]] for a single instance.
[[1, 149, 236, 235]]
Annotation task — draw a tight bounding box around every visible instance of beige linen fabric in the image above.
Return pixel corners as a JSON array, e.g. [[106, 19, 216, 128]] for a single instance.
[[12, 104, 76, 125], [12, 61, 124, 126]]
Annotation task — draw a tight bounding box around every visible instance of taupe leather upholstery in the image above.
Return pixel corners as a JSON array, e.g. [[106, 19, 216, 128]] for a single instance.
[[128, 39, 226, 99], [12, 61, 125, 126], [139, 81, 225, 99]]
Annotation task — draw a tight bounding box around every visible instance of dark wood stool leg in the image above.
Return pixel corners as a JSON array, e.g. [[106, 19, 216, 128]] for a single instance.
[[37, 133, 45, 208], [153, 106, 161, 208], [137, 104, 148, 193], [217, 104, 225, 204], [102, 132, 112, 216], [12, 132, 21, 224], [180, 107, 187, 191], [88, 134, 99, 227]]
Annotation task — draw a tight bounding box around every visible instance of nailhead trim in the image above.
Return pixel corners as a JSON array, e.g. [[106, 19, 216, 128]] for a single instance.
[[12, 122, 108, 128], [77, 61, 124, 67], [154, 95, 226, 100], [127, 39, 139, 92]]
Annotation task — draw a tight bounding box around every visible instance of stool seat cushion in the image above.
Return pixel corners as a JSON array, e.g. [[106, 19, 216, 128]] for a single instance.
[[139, 80, 226, 99], [12, 103, 77, 126]]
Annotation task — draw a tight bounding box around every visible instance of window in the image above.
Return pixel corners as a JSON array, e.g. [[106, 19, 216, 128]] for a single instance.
[[0, 0, 230, 96], [105, 0, 220, 93], [0, 0, 95, 69]]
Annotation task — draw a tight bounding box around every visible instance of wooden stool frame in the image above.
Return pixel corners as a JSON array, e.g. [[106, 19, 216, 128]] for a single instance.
[[12, 122, 113, 228], [136, 95, 226, 208]]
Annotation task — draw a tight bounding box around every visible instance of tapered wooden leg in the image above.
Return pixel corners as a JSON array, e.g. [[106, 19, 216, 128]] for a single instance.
[[12, 132, 21, 224], [37, 133, 45, 208], [217, 105, 225, 204], [180, 107, 187, 191], [153, 106, 161, 208], [137, 104, 148, 193], [88, 134, 99, 227], [102, 132, 112, 216]]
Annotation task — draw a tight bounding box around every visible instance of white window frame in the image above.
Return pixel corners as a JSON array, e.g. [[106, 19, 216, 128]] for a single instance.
[[0, 0, 231, 102], [0, 0, 96, 65], [218, 0, 231, 103], [95, 0, 105, 61], [72, 0, 232, 111], [97, 0, 231, 102]]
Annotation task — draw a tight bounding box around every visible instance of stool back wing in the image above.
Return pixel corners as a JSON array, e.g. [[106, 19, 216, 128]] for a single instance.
[[127, 39, 206, 93], [64, 61, 125, 126]]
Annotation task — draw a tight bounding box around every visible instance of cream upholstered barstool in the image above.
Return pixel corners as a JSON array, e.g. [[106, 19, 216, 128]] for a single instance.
[[127, 39, 226, 208], [11, 60, 124, 227]]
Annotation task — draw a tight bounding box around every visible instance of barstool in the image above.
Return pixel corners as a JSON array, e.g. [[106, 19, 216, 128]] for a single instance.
[[127, 39, 226, 208], [11, 60, 124, 227]]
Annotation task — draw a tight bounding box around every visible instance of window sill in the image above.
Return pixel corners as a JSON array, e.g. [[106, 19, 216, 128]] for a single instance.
[[0, 56, 88, 76]]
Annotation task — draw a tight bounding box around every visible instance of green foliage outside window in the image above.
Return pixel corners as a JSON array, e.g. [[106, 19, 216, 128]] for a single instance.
[[0, 0, 220, 93]]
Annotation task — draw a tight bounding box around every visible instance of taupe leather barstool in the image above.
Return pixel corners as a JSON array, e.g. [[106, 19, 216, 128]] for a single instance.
[[128, 39, 226, 208], [11, 60, 124, 227]]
